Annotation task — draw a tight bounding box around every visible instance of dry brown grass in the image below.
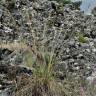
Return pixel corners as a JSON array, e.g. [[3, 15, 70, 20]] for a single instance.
[[0, 42, 28, 51], [15, 76, 64, 96]]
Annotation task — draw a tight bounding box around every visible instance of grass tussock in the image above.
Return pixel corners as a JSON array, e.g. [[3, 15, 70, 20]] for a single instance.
[[14, 51, 66, 96]]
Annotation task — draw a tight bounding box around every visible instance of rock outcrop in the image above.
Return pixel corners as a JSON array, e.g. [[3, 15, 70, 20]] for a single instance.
[[0, 0, 96, 94]]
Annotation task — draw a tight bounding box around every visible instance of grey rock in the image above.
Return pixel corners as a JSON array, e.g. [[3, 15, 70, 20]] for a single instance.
[[1, 0, 96, 82], [0, 9, 3, 18]]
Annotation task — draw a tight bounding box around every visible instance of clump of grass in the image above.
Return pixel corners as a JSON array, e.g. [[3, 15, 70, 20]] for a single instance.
[[31, 51, 56, 96], [15, 50, 65, 96]]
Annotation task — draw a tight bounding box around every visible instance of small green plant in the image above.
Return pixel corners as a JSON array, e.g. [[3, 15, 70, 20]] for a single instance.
[[55, 0, 71, 4], [76, 32, 88, 43]]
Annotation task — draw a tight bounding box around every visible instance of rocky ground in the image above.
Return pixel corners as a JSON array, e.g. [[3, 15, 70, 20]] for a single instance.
[[0, 0, 96, 96]]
